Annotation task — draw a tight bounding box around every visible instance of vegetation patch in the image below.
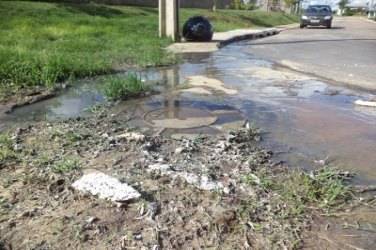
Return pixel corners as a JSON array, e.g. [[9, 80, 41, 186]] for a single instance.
[[0, 1, 176, 91], [0, 135, 17, 163], [180, 8, 299, 31], [0, 1, 298, 95], [53, 158, 80, 173], [102, 74, 152, 100]]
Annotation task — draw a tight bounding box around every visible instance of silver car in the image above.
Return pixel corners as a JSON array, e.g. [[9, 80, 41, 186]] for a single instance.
[[300, 5, 333, 29]]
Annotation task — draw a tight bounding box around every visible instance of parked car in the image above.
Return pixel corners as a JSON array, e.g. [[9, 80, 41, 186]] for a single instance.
[[300, 5, 333, 29]]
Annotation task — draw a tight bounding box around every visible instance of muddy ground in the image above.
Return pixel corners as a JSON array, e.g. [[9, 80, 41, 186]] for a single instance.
[[1, 100, 376, 250]]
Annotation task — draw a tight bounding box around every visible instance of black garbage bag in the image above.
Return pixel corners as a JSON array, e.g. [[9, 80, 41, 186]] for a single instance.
[[182, 16, 213, 42]]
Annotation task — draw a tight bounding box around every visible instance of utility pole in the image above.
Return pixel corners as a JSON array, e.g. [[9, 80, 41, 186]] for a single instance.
[[159, 0, 180, 42]]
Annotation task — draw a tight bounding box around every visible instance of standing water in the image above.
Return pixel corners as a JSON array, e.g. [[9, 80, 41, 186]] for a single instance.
[[1, 43, 375, 182]]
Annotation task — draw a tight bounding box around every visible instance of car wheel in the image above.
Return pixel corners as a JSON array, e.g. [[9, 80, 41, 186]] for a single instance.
[[300, 24, 305, 29], [326, 23, 331, 29]]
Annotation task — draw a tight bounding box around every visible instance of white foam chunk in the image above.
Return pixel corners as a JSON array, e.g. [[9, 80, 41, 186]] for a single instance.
[[72, 173, 141, 202], [355, 100, 376, 107]]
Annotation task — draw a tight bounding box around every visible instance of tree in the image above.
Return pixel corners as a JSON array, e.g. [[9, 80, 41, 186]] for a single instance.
[[233, 0, 245, 10], [338, 0, 350, 15]]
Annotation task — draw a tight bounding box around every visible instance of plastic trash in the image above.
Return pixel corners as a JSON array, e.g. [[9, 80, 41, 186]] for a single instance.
[[182, 16, 213, 42], [72, 173, 141, 202], [354, 100, 376, 107]]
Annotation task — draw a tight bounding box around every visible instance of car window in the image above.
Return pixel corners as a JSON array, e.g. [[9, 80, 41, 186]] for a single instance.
[[306, 7, 317, 12], [305, 6, 331, 13]]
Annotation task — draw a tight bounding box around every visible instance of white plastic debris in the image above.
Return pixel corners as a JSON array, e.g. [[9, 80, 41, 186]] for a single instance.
[[355, 100, 376, 107], [72, 173, 141, 202], [147, 164, 227, 192], [115, 132, 145, 142]]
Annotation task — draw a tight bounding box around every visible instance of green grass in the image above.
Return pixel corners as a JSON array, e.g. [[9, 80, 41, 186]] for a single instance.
[[0, 1, 176, 90], [256, 165, 353, 216], [0, 135, 17, 162], [53, 159, 79, 173], [0, 1, 299, 93], [238, 165, 354, 247], [102, 74, 151, 100], [180, 8, 299, 31]]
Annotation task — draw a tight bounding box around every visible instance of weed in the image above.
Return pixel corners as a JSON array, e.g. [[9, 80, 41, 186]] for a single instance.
[[65, 131, 81, 147], [0, 174, 14, 188], [84, 102, 106, 114], [193, 132, 206, 144], [229, 122, 262, 143], [102, 74, 151, 100], [53, 159, 80, 173], [0, 196, 9, 208], [0, 150, 17, 161], [0, 135, 14, 150], [104, 234, 115, 243], [0, 135, 16, 161], [248, 221, 263, 233], [33, 153, 52, 167]]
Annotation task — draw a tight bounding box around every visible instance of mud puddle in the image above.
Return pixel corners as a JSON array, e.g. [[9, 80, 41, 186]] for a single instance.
[[1, 44, 376, 182]]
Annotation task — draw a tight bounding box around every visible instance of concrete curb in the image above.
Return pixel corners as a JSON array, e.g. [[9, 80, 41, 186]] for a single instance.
[[168, 27, 281, 53], [217, 28, 279, 48]]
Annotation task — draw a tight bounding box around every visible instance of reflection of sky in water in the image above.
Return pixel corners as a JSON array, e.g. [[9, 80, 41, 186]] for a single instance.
[[0, 70, 166, 123], [1, 79, 106, 122], [47, 90, 105, 120]]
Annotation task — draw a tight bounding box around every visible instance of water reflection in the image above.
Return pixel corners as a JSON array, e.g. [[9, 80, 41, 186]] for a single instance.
[[1, 42, 376, 181], [2, 80, 105, 122]]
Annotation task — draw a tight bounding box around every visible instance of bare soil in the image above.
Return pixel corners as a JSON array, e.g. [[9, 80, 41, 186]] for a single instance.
[[1, 104, 375, 250]]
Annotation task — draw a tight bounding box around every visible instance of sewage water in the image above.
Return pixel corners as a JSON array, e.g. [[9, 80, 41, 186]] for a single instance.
[[1, 43, 375, 182]]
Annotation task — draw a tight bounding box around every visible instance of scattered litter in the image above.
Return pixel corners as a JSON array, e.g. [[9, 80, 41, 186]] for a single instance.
[[136, 202, 159, 220], [147, 164, 230, 193], [72, 173, 141, 202], [174, 147, 185, 154], [115, 132, 145, 142], [85, 216, 98, 224], [354, 100, 376, 107]]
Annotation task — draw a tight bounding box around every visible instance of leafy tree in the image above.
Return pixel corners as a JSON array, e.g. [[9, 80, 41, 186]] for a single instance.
[[338, 0, 350, 13], [233, 0, 256, 10], [233, 0, 245, 10]]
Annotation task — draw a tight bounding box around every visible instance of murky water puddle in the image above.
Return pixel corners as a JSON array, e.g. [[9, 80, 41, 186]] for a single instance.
[[1, 44, 375, 182]]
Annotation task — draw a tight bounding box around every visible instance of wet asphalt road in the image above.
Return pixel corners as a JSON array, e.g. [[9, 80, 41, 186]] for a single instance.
[[246, 17, 376, 91]]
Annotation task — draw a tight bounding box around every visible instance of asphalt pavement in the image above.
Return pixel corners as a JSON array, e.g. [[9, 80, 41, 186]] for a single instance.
[[169, 17, 375, 91], [246, 17, 376, 91]]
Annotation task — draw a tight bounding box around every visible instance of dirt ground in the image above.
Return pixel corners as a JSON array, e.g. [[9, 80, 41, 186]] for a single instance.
[[1, 98, 376, 250]]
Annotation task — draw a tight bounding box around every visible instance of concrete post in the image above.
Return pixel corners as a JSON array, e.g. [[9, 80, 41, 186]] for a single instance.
[[159, 0, 180, 41]]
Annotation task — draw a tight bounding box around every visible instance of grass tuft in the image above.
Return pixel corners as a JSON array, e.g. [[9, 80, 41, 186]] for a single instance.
[[102, 74, 151, 100], [0, 135, 17, 162], [53, 159, 80, 173]]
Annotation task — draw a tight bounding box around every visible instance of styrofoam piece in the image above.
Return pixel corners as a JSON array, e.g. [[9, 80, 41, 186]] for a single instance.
[[355, 100, 376, 107], [72, 173, 141, 202]]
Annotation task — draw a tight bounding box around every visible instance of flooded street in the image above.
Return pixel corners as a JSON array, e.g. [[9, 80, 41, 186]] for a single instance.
[[1, 42, 376, 182]]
